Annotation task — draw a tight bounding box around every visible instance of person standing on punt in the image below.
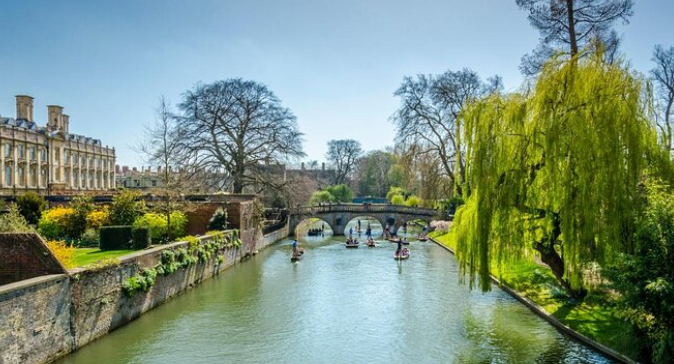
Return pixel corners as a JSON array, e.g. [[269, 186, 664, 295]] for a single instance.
[[396, 238, 403, 256]]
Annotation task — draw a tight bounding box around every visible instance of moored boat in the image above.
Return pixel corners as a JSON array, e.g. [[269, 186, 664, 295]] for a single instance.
[[366, 239, 376, 247]]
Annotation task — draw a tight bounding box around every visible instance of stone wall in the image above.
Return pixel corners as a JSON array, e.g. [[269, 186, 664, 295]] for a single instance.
[[0, 224, 288, 364]]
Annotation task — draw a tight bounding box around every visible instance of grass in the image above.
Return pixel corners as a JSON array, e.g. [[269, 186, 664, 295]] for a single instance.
[[72, 248, 135, 267], [432, 232, 641, 361]]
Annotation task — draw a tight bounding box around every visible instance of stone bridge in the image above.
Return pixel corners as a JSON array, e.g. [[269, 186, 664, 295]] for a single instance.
[[289, 204, 439, 236]]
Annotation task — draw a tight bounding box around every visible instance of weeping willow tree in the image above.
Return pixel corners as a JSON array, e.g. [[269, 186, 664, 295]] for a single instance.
[[452, 53, 668, 299]]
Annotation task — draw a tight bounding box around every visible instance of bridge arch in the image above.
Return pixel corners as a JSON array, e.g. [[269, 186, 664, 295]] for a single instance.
[[293, 217, 334, 237], [343, 215, 387, 237]]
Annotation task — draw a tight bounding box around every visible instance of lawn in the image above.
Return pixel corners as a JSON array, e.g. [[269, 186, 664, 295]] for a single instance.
[[72, 248, 136, 267], [431, 232, 641, 360]]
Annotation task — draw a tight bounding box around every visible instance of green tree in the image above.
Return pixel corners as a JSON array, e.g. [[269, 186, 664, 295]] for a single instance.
[[390, 195, 405, 206], [405, 195, 421, 207], [109, 190, 147, 226], [66, 196, 94, 240], [451, 54, 671, 298], [606, 180, 674, 364], [326, 184, 353, 203], [309, 191, 335, 205], [15, 192, 47, 225]]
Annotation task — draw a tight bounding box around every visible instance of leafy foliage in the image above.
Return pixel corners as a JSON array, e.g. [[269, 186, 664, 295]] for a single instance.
[[66, 196, 94, 240], [309, 190, 335, 205], [405, 195, 421, 207], [0, 204, 33, 233], [99, 226, 133, 250], [325, 184, 352, 203], [452, 53, 669, 295], [390, 195, 405, 206], [16, 192, 47, 225], [108, 190, 146, 226], [207, 207, 228, 231], [132, 211, 187, 243], [86, 206, 110, 230], [606, 180, 674, 364], [46, 240, 75, 269], [38, 207, 74, 240]]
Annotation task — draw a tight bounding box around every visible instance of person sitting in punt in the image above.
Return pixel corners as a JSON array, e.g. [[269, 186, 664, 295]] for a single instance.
[[396, 239, 403, 256]]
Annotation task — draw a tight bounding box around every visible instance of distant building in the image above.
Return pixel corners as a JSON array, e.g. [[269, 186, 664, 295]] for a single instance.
[[0, 95, 116, 195], [115, 165, 164, 190]]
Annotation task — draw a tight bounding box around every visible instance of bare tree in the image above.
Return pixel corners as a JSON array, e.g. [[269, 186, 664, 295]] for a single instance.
[[138, 97, 201, 241], [325, 139, 363, 185], [392, 69, 497, 194], [178, 79, 305, 194], [652, 45, 674, 156], [516, 0, 633, 75]]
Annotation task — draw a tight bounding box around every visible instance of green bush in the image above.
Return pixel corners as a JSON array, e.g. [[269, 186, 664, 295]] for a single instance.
[[109, 190, 146, 226], [132, 227, 151, 250], [133, 211, 187, 244], [207, 207, 228, 231], [16, 192, 47, 225], [99, 225, 133, 251], [66, 196, 94, 239], [391, 194, 405, 206], [309, 190, 335, 205], [405, 195, 421, 207], [0, 204, 33, 233], [78, 228, 100, 248]]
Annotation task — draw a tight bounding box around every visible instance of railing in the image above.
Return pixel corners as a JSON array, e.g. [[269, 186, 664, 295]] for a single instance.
[[289, 203, 437, 216]]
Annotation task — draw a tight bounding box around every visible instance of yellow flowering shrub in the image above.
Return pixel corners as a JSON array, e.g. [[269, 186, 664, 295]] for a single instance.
[[38, 207, 75, 240], [86, 206, 110, 229], [46, 240, 75, 268]]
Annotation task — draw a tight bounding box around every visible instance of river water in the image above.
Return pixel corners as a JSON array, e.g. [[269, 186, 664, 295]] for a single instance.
[[57, 219, 614, 364]]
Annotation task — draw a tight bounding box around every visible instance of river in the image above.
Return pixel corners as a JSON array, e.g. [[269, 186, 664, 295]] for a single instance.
[[56, 219, 614, 364]]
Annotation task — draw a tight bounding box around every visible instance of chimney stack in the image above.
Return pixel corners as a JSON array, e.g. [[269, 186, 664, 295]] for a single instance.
[[15, 95, 34, 122], [301, 162, 305, 170], [47, 105, 64, 131], [62, 114, 70, 133], [322, 162, 326, 171]]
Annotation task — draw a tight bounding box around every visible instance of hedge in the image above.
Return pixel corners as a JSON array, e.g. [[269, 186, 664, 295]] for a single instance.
[[132, 227, 151, 250], [100, 225, 133, 251]]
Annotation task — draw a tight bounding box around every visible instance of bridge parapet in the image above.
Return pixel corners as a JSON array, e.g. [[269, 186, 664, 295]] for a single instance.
[[289, 204, 439, 236], [290, 203, 437, 216]]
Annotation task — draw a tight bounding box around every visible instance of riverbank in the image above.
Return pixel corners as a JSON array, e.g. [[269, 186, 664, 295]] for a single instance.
[[429, 231, 640, 363], [0, 226, 289, 364]]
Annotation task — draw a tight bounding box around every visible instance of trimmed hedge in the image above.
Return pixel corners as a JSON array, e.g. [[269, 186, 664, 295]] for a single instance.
[[100, 225, 133, 251], [132, 227, 151, 250]]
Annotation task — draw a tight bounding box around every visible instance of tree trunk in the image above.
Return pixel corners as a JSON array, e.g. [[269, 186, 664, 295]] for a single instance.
[[566, 0, 578, 56], [534, 241, 587, 300]]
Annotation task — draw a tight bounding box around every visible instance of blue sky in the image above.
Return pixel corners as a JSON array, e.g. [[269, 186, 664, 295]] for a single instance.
[[0, 0, 672, 166]]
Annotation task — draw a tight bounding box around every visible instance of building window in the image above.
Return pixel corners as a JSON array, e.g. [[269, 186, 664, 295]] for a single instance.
[[29, 167, 36, 186], [41, 168, 47, 186], [17, 145, 24, 160], [152, 180, 157, 187], [29, 147, 36, 161], [40, 148, 47, 161], [17, 166, 24, 186], [5, 165, 12, 185], [81, 171, 86, 187], [3, 143, 11, 158]]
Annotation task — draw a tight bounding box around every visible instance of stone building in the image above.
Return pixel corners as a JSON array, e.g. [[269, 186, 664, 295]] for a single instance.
[[0, 95, 116, 195], [115, 165, 163, 190]]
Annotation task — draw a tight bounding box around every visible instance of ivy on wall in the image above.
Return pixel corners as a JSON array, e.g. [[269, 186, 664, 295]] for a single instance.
[[121, 230, 242, 297]]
